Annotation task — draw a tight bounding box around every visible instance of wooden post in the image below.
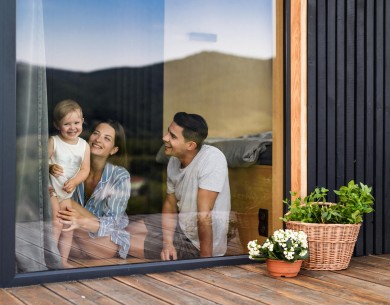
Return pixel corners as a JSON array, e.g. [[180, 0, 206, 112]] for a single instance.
[[290, 0, 307, 198]]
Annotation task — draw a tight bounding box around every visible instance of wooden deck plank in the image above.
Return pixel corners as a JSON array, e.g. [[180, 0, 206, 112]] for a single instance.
[[223, 264, 361, 305], [115, 275, 216, 305], [80, 277, 168, 305], [179, 266, 311, 305], [334, 265, 390, 287], [3, 255, 390, 304], [6, 285, 74, 305], [250, 263, 390, 305], [43, 281, 122, 305], [299, 269, 390, 302], [0, 289, 26, 305], [148, 270, 264, 305]]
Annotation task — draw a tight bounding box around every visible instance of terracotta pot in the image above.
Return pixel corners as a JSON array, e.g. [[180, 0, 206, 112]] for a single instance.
[[266, 259, 302, 277]]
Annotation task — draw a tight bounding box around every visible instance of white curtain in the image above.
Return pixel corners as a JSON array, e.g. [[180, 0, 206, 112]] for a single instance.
[[16, 0, 61, 272]]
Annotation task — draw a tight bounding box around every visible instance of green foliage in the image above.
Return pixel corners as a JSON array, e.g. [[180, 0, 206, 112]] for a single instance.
[[281, 180, 374, 224]]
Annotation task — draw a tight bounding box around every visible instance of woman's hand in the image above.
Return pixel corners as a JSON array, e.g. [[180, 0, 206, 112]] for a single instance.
[[58, 207, 82, 232], [49, 164, 64, 177]]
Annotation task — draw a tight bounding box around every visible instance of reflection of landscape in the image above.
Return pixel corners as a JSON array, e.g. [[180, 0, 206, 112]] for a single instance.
[[164, 52, 272, 138], [17, 51, 272, 216]]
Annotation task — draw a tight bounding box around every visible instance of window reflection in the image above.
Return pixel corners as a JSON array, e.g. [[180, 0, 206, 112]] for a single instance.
[[16, 0, 274, 272]]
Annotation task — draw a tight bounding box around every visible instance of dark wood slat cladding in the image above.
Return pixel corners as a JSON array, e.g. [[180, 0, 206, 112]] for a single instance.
[[307, 0, 390, 255], [384, 0, 390, 253]]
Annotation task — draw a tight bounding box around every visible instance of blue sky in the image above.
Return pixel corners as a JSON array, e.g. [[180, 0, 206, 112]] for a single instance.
[[17, 0, 273, 72]]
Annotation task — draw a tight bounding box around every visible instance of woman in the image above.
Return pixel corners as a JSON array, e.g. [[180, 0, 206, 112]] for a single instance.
[[52, 120, 131, 265]]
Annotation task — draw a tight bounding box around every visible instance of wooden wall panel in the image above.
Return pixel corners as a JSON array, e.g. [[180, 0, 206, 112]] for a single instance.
[[307, 0, 390, 255]]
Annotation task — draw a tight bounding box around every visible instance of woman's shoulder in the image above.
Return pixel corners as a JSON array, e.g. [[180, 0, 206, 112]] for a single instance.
[[106, 163, 130, 180]]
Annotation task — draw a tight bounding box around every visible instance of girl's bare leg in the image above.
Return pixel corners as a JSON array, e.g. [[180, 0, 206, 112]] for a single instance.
[[50, 195, 63, 246], [58, 198, 74, 268]]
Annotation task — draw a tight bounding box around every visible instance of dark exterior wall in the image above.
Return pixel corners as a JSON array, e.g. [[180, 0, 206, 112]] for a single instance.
[[307, 0, 390, 255]]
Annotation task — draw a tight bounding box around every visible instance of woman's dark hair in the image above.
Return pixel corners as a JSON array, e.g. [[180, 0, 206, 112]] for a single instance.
[[173, 112, 208, 149], [92, 119, 128, 168]]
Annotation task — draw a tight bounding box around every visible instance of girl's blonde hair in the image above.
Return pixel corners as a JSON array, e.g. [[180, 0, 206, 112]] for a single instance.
[[53, 99, 83, 124]]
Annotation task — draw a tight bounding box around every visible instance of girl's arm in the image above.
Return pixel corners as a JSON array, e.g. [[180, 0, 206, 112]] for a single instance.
[[48, 137, 64, 177], [63, 144, 90, 193]]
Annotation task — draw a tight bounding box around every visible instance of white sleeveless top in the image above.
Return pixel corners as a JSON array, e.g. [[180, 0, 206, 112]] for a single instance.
[[49, 135, 87, 201]]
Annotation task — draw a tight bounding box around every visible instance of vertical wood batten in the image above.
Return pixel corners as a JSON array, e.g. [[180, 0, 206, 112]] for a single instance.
[[326, 0, 337, 197], [316, 0, 327, 188], [336, 0, 346, 190], [365, 0, 375, 254], [354, 0, 366, 256], [384, 0, 390, 253], [345, 0, 356, 181], [290, 0, 307, 197], [374, 0, 384, 255], [307, 0, 317, 193]]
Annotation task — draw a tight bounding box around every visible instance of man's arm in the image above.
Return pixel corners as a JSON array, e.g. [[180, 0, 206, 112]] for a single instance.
[[161, 193, 178, 260], [197, 188, 218, 257]]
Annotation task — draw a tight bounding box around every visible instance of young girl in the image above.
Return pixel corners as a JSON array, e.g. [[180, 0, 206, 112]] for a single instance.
[[48, 99, 90, 268]]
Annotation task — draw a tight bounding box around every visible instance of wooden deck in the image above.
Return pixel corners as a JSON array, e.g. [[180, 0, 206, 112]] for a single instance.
[[1, 254, 390, 304]]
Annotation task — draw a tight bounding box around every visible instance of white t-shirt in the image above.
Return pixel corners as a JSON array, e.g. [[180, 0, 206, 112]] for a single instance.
[[167, 144, 231, 256]]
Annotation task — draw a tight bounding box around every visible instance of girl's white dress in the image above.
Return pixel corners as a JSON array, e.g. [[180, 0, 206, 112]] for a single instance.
[[49, 135, 87, 201]]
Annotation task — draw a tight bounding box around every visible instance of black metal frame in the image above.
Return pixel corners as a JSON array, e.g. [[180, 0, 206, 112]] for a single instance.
[[0, 0, 289, 287]]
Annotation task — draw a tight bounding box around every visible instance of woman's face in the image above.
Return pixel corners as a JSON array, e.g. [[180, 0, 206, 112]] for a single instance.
[[89, 123, 118, 158]]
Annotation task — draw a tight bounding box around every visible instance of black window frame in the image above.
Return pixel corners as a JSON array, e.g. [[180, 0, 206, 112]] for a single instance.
[[0, 0, 289, 287]]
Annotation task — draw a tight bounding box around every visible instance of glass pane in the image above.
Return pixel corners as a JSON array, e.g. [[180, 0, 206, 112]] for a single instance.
[[16, 0, 275, 272]]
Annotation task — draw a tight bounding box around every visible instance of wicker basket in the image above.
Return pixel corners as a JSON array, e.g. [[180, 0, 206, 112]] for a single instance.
[[286, 221, 361, 270]]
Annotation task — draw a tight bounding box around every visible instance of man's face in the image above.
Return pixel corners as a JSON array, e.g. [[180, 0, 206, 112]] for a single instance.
[[162, 121, 188, 158]]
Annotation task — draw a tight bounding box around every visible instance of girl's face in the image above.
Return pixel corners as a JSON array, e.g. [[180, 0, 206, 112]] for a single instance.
[[89, 123, 118, 158], [56, 110, 83, 144]]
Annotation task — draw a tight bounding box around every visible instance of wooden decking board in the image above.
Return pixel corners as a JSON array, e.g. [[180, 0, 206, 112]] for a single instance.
[[334, 266, 390, 287], [0, 289, 25, 305], [115, 275, 217, 305], [300, 269, 390, 301], [80, 278, 168, 305], [2, 256, 390, 304], [220, 265, 358, 305], [43, 281, 122, 305], [148, 270, 263, 305], [6, 285, 74, 305], [179, 267, 310, 305], [271, 270, 388, 305]]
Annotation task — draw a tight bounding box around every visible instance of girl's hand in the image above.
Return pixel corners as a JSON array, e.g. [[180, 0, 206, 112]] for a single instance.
[[63, 179, 76, 193], [49, 164, 64, 177]]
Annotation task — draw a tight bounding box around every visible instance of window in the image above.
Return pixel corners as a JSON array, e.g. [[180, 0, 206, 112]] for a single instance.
[[2, 0, 283, 285]]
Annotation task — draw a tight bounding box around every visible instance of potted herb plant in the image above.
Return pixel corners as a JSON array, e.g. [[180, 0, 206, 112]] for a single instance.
[[247, 229, 309, 277], [282, 180, 374, 270]]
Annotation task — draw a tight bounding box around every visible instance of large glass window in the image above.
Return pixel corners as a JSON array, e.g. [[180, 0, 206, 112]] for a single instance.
[[16, 0, 276, 273]]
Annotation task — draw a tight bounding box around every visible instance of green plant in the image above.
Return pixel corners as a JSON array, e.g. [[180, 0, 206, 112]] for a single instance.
[[248, 229, 309, 262], [281, 180, 374, 224]]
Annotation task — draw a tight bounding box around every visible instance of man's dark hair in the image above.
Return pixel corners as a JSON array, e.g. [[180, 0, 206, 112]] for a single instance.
[[173, 112, 208, 149]]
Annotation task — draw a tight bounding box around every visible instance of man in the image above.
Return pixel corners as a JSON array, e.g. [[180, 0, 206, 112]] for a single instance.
[[160, 112, 231, 260]]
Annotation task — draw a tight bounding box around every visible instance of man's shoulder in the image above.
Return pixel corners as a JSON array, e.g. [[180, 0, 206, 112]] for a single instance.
[[200, 145, 227, 161]]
